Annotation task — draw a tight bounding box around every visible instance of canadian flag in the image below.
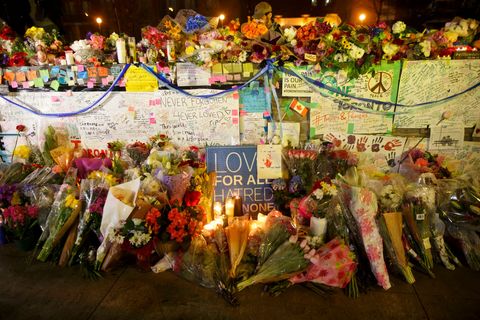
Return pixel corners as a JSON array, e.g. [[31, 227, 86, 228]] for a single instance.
[[289, 98, 309, 117]]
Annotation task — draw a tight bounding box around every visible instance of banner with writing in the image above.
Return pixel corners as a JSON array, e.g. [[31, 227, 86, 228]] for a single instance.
[[394, 59, 480, 128], [309, 61, 401, 136], [206, 146, 275, 216], [0, 89, 240, 156]]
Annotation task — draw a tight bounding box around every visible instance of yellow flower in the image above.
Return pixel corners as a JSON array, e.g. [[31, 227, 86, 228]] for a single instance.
[[25, 26, 46, 40], [65, 194, 79, 209], [324, 13, 342, 27], [444, 31, 458, 43], [11, 192, 21, 206], [185, 46, 195, 55], [13, 145, 31, 159]]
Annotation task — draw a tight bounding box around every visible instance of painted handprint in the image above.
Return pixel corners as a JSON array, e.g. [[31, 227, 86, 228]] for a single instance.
[[356, 136, 368, 152], [371, 137, 383, 153], [384, 139, 402, 151], [347, 135, 356, 145], [385, 152, 396, 167], [325, 133, 342, 148]]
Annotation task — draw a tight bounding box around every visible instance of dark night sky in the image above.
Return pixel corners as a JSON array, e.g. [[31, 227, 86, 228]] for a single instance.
[[0, 0, 479, 41]]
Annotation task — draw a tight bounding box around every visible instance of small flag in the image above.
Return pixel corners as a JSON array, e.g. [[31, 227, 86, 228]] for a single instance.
[[289, 98, 309, 117]]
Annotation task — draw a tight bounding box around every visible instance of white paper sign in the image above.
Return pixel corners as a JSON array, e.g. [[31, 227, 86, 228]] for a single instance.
[[240, 112, 266, 145], [176, 63, 211, 87], [0, 90, 240, 156], [267, 122, 300, 147], [394, 60, 480, 128], [257, 144, 283, 179], [429, 125, 464, 150]]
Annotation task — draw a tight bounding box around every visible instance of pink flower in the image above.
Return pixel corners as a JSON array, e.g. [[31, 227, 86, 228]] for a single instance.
[[89, 34, 105, 50]]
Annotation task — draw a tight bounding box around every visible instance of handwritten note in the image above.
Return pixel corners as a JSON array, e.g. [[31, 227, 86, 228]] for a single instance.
[[124, 65, 159, 92], [394, 60, 480, 128], [267, 122, 300, 147], [239, 82, 268, 113], [176, 63, 211, 87]]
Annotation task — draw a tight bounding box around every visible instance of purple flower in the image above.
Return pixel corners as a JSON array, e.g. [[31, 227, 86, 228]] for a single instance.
[[289, 175, 303, 194], [86, 32, 93, 40]]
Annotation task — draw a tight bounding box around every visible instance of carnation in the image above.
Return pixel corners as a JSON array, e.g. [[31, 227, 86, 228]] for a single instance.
[[392, 21, 406, 34]]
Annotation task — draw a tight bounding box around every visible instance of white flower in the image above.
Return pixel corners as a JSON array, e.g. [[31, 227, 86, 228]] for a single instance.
[[313, 188, 324, 200], [284, 27, 297, 42], [348, 43, 365, 60], [107, 229, 125, 245], [290, 39, 297, 47], [392, 21, 406, 34], [238, 51, 247, 63], [132, 218, 143, 226], [382, 42, 399, 56], [334, 53, 349, 63], [0, 40, 13, 54], [420, 40, 431, 57], [70, 39, 91, 52], [129, 230, 151, 247]]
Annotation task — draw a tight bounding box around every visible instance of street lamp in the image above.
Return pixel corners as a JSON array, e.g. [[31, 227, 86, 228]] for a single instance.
[[96, 17, 103, 33], [219, 14, 225, 27], [359, 13, 366, 23]]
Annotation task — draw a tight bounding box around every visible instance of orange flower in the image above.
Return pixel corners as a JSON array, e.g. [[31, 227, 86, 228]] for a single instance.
[[415, 158, 429, 167]]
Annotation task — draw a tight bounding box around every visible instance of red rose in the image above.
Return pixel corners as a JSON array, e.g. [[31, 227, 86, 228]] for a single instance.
[[184, 190, 202, 207], [16, 124, 26, 132], [8, 52, 27, 67]]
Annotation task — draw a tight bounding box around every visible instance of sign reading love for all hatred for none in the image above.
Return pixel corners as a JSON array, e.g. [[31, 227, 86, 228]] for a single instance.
[[206, 146, 275, 217]]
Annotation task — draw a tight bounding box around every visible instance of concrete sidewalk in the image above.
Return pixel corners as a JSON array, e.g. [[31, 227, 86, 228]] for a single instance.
[[1, 244, 479, 320]]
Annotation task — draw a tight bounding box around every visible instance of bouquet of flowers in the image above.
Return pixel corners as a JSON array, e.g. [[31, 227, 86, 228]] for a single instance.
[[37, 168, 81, 262], [402, 173, 436, 271], [337, 167, 391, 290], [3, 205, 40, 245], [283, 149, 318, 194], [290, 238, 356, 288]]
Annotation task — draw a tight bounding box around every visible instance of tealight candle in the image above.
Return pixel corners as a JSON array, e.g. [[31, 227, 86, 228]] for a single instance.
[[65, 50, 75, 65], [213, 201, 223, 219], [257, 213, 267, 228]]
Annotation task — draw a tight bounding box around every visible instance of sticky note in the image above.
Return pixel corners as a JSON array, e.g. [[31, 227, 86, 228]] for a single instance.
[[87, 81, 94, 88], [243, 63, 254, 74], [240, 110, 247, 116], [11, 81, 18, 88], [22, 81, 30, 89], [149, 118, 156, 124], [59, 69, 67, 76], [71, 66, 77, 72], [263, 111, 270, 117], [118, 79, 125, 87], [232, 63, 242, 73], [347, 123, 355, 134], [232, 109, 239, 116], [51, 96, 60, 102], [226, 74, 233, 81], [77, 71, 88, 79], [77, 65, 84, 72], [223, 63, 233, 74], [98, 67, 109, 77], [26, 70, 37, 81], [234, 74, 241, 81], [77, 78, 84, 85], [101, 77, 109, 86], [3, 71, 14, 83], [68, 80, 75, 86], [212, 63, 223, 74], [15, 72, 26, 82], [87, 67, 98, 78], [50, 80, 60, 91], [34, 77, 44, 88], [50, 66, 60, 76], [39, 69, 49, 80], [107, 75, 114, 82], [232, 117, 239, 124]]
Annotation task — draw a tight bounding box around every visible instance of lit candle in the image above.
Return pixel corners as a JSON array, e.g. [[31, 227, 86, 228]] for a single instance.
[[213, 201, 223, 220], [127, 37, 137, 62], [116, 38, 127, 64], [225, 198, 235, 219], [65, 50, 75, 65], [233, 195, 243, 217], [257, 213, 267, 228]]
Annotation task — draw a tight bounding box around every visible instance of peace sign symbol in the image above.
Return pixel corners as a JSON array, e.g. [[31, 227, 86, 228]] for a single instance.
[[368, 72, 392, 94]]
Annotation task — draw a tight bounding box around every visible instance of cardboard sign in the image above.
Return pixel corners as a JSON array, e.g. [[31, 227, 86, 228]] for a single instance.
[[206, 146, 275, 216]]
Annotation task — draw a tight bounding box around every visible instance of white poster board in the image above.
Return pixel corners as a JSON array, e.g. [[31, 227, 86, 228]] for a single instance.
[[394, 59, 480, 128]]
